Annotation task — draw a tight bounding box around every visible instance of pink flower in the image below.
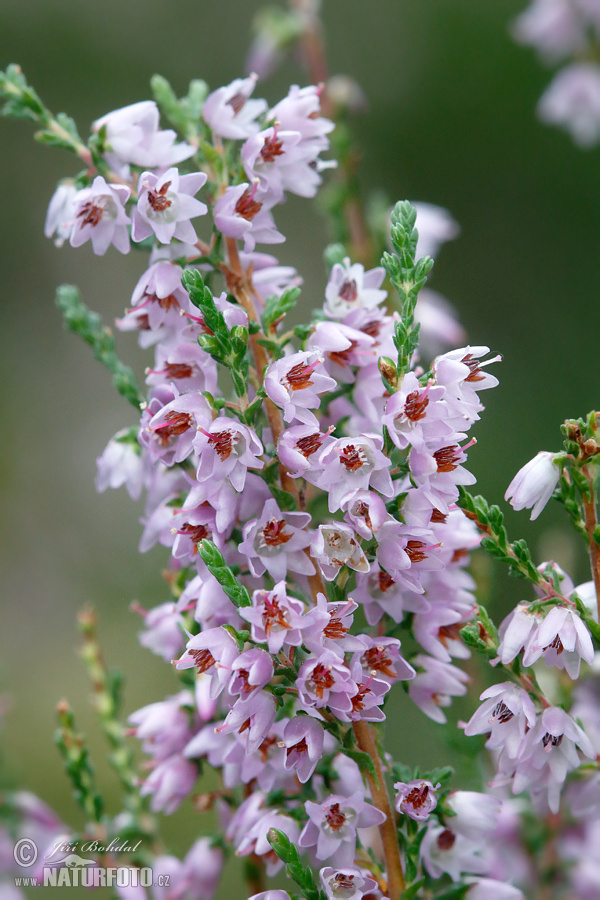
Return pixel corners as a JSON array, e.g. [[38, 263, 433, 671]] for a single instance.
[[353, 635, 415, 685], [268, 84, 334, 146], [311, 523, 369, 581], [264, 350, 336, 426], [239, 582, 307, 654], [239, 498, 314, 581], [299, 791, 386, 864], [512, 0, 586, 62], [213, 181, 284, 251], [282, 717, 325, 783], [512, 706, 595, 812], [446, 791, 501, 842], [143, 390, 211, 467], [394, 779, 439, 821], [93, 100, 194, 171], [249, 894, 291, 900], [216, 691, 277, 753], [421, 823, 487, 881], [44, 182, 77, 247], [230, 648, 274, 697], [70, 176, 131, 255], [242, 126, 324, 202], [382, 371, 451, 451], [145, 341, 217, 395], [463, 682, 537, 761], [413, 201, 460, 259], [132, 167, 207, 245], [203, 75, 267, 140], [496, 603, 542, 664], [505, 451, 560, 520], [538, 62, 600, 146], [464, 878, 524, 900], [129, 691, 195, 760], [277, 424, 334, 480], [343, 490, 388, 540], [297, 651, 357, 716], [194, 418, 264, 492], [522, 605, 594, 678], [302, 595, 366, 658], [319, 866, 378, 900], [136, 602, 185, 662], [139, 754, 197, 814], [317, 434, 394, 513], [96, 432, 144, 500], [408, 655, 469, 723], [324, 259, 387, 319], [175, 626, 239, 698]]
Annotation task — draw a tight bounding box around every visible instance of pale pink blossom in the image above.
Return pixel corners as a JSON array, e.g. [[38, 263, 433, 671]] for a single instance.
[[505, 451, 560, 519]]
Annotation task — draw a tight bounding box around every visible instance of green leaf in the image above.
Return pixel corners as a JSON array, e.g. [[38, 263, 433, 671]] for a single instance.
[[182, 269, 249, 387], [151, 75, 209, 143], [267, 829, 325, 900], [425, 765, 454, 789], [400, 877, 427, 899], [56, 285, 142, 409], [382, 200, 433, 379], [391, 761, 415, 784], [262, 286, 301, 333], [343, 748, 377, 781], [269, 485, 298, 512], [198, 540, 252, 608], [183, 269, 227, 340]]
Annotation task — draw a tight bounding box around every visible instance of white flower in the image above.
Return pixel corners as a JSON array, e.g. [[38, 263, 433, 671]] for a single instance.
[[504, 450, 560, 519], [522, 606, 594, 678], [538, 62, 600, 147]]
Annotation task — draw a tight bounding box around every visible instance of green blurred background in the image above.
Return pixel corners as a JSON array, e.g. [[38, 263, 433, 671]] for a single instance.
[[1, 0, 599, 887]]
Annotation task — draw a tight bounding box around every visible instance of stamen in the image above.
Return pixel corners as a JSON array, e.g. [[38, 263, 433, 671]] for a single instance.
[[189, 648, 215, 674], [296, 432, 324, 458], [404, 384, 431, 421], [324, 803, 347, 832], [283, 359, 320, 392], [262, 518, 293, 547], [235, 181, 262, 221], [338, 443, 366, 472], [260, 125, 284, 163], [152, 411, 193, 446], [308, 663, 335, 698], [147, 181, 172, 213]]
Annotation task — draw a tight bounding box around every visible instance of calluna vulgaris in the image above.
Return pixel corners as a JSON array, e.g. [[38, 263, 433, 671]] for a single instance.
[[3, 4, 600, 899]]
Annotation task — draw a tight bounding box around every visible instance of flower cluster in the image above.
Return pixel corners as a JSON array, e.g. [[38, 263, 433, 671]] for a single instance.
[[4, 11, 600, 896], [49, 70, 514, 896]]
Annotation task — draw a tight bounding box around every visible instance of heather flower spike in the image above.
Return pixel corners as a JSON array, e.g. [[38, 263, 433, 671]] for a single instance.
[[2, 8, 599, 900]]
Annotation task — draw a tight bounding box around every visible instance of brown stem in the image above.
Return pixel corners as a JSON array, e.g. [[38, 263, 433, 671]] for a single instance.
[[223, 237, 330, 604], [352, 721, 405, 899], [223, 238, 291, 480], [582, 464, 600, 621]]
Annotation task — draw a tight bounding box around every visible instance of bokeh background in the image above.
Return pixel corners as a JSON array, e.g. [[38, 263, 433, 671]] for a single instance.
[[1, 0, 599, 891]]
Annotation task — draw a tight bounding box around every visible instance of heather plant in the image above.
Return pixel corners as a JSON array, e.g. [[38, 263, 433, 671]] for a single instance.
[[2, 3, 600, 899]]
